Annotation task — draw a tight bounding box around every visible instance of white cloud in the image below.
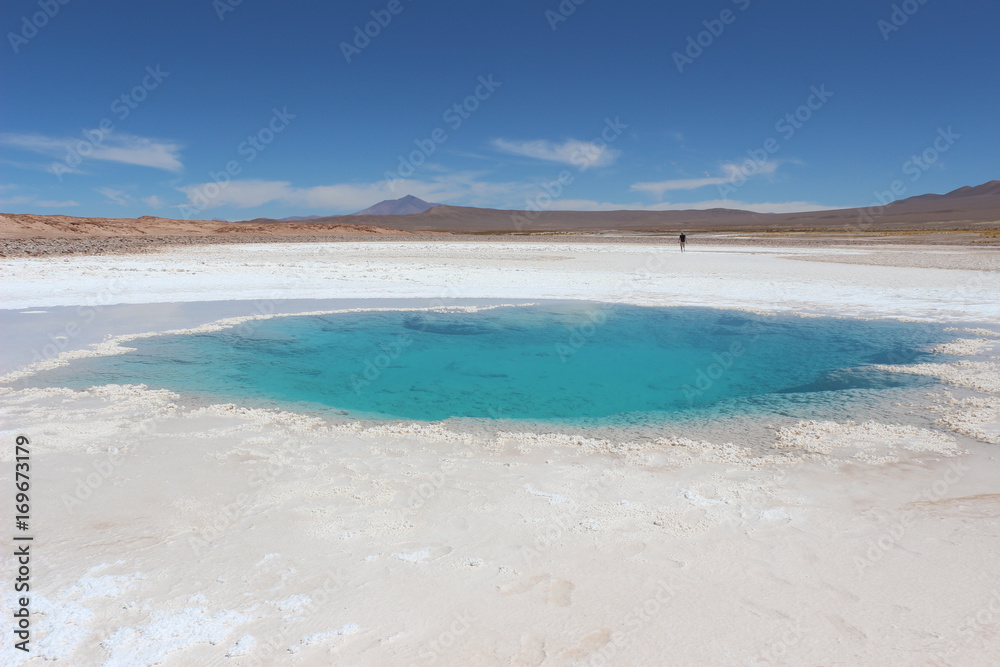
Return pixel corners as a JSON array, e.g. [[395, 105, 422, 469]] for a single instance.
[[0, 132, 183, 172], [545, 198, 832, 214], [0, 185, 78, 209], [178, 172, 530, 213], [91, 136, 183, 172], [0, 195, 33, 207], [492, 138, 620, 169], [631, 161, 780, 198], [631, 176, 732, 195], [96, 187, 131, 206], [142, 195, 164, 209], [176, 165, 828, 217]]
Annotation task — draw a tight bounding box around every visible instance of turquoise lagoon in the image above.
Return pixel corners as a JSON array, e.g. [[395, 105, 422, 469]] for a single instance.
[[21, 304, 958, 429]]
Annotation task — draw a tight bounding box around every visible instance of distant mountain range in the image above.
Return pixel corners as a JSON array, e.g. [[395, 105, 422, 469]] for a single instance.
[[6, 182, 997, 239], [351, 195, 440, 216], [229, 181, 1000, 233]]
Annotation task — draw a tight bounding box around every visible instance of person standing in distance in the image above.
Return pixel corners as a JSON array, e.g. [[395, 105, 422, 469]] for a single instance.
[[679, 232, 686, 252]]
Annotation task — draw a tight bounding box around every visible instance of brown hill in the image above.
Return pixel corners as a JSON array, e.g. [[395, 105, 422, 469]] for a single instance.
[[0, 213, 417, 239], [2, 181, 997, 242], [241, 180, 1000, 234]]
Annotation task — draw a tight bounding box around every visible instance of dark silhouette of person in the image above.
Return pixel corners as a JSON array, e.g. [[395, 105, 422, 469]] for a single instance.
[[679, 232, 686, 252]]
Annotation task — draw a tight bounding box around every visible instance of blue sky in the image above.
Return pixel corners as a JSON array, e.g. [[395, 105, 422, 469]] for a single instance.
[[1, 0, 997, 220]]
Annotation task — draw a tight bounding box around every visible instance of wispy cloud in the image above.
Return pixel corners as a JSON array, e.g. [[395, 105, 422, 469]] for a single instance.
[[0, 186, 78, 210], [96, 187, 131, 206], [492, 138, 620, 169], [0, 132, 183, 172], [178, 171, 530, 213], [631, 161, 780, 198], [142, 195, 164, 209], [545, 198, 831, 214]]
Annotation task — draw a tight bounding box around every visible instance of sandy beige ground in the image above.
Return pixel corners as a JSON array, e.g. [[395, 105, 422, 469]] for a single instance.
[[1, 240, 999, 666]]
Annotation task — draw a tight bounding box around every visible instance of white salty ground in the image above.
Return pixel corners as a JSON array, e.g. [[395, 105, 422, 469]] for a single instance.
[[2, 241, 998, 321], [1, 240, 999, 666]]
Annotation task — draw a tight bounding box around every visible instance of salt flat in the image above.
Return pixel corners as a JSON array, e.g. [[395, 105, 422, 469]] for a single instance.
[[1, 240, 999, 666], [3, 241, 998, 320]]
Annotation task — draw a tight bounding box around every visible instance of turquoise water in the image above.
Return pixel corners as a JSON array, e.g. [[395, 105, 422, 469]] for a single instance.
[[25, 304, 954, 425]]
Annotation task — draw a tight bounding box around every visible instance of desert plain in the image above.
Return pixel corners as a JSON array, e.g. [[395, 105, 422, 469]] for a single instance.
[[1, 232, 999, 666]]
